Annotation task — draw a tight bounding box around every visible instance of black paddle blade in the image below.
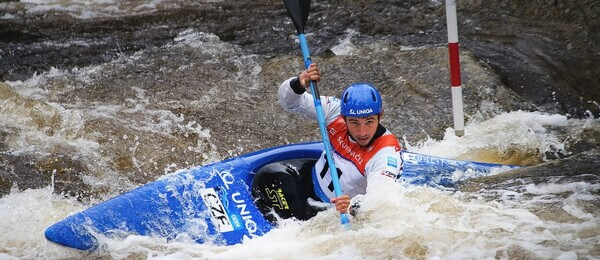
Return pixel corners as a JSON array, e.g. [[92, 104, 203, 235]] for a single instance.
[[283, 0, 311, 34]]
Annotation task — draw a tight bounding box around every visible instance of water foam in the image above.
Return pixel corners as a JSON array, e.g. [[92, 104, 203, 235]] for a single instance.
[[404, 110, 580, 164], [2, 0, 183, 19], [0, 187, 87, 259], [331, 29, 360, 56], [2, 105, 596, 258], [70, 176, 599, 259]]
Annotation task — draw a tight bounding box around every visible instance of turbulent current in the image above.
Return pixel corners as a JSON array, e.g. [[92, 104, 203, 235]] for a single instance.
[[0, 0, 599, 259]]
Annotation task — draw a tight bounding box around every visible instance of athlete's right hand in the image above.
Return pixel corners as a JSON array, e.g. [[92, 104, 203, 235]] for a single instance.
[[330, 194, 351, 214], [298, 63, 321, 88]]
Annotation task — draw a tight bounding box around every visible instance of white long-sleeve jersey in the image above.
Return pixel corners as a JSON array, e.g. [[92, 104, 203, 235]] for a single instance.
[[278, 77, 403, 201]]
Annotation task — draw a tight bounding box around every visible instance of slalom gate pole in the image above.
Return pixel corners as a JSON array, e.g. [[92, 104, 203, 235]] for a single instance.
[[445, 0, 465, 137]]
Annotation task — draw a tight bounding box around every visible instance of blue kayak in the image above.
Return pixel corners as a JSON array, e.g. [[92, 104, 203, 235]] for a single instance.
[[44, 142, 518, 251]]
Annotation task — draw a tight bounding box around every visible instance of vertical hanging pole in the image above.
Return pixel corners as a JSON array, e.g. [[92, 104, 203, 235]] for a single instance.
[[445, 0, 465, 136]]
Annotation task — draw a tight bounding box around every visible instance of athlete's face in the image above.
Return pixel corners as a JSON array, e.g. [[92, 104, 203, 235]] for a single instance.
[[345, 114, 380, 147]]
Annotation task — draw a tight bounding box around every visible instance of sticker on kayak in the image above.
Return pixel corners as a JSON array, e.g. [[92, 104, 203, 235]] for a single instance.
[[402, 153, 450, 167], [199, 188, 235, 232]]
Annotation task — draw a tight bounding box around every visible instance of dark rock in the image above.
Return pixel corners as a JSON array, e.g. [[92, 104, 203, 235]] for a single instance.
[[0, 153, 92, 199], [459, 149, 600, 192]]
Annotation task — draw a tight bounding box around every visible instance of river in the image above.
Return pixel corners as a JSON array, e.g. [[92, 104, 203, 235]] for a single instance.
[[0, 0, 599, 259]]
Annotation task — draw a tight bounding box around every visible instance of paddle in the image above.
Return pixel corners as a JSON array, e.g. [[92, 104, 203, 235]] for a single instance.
[[282, 0, 350, 228]]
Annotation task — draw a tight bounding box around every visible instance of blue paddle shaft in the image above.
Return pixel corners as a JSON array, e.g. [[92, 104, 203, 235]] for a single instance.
[[298, 34, 350, 227]]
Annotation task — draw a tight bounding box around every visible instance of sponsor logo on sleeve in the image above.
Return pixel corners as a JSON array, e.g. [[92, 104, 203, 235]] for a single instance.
[[387, 156, 398, 168], [381, 170, 396, 178]]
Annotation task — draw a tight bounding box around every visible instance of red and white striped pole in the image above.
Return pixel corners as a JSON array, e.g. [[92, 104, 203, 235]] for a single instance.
[[445, 0, 465, 136]]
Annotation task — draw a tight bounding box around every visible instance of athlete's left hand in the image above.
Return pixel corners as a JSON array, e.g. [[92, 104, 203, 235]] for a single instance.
[[331, 195, 351, 214]]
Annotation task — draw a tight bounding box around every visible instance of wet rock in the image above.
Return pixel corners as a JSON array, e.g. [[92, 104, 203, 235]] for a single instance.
[[0, 154, 43, 197], [0, 0, 598, 203], [458, 0, 600, 117], [459, 148, 600, 192], [0, 153, 91, 199], [36, 155, 92, 199], [0, 129, 7, 150], [565, 119, 600, 155], [0, 0, 598, 117], [0, 167, 11, 197]]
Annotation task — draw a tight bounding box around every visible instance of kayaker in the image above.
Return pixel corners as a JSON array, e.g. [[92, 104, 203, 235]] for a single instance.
[[252, 63, 403, 222]]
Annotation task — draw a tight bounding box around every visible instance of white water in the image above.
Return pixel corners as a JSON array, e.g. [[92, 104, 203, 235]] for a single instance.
[[0, 0, 205, 19], [404, 110, 580, 163], [0, 187, 85, 259], [1, 111, 598, 259], [0, 13, 599, 259]]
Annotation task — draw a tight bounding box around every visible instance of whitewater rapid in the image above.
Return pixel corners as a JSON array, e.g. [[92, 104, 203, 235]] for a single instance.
[[1, 0, 599, 259]]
